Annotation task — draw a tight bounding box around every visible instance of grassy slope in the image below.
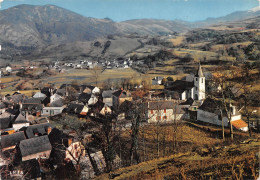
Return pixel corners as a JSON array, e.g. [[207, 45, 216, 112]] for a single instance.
[[94, 123, 259, 180], [95, 139, 259, 180]]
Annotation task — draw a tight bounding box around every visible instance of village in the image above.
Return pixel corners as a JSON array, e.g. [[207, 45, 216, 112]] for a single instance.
[[1, 61, 258, 179]]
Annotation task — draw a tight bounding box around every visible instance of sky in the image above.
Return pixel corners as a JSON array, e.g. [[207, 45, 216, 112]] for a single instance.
[[0, 0, 259, 22]]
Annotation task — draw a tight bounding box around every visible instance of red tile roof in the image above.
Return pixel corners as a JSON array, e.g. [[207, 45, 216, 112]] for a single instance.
[[231, 120, 248, 130]]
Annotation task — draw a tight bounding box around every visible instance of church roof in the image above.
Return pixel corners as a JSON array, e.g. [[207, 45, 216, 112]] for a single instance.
[[195, 64, 204, 77], [165, 80, 194, 93]]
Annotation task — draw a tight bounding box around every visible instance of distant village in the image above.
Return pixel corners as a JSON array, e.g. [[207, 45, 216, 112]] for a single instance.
[[0, 61, 256, 179]]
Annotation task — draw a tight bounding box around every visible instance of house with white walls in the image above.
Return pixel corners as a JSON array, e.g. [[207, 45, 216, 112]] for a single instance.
[[197, 98, 248, 132]]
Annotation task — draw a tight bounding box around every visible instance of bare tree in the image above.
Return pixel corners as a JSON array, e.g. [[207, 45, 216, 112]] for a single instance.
[[91, 114, 119, 172], [210, 66, 242, 140], [90, 66, 103, 86], [60, 115, 101, 176], [238, 64, 260, 137]]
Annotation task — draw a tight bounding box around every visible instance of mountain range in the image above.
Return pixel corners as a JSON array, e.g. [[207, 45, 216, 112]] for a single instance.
[[0, 4, 259, 60]]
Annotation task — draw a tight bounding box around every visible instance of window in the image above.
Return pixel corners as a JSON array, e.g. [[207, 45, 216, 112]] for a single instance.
[[195, 94, 198, 100], [201, 78, 203, 83], [196, 78, 198, 81]]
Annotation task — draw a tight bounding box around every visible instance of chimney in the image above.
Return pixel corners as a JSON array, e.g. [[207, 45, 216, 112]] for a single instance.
[[148, 92, 152, 99], [232, 106, 236, 115], [25, 111, 29, 119], [47, 127, 52, 134], [50, 88, 53, 96], [68, 138, 73, 146]]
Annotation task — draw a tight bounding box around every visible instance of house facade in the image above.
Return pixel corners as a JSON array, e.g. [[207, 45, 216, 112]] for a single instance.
[[146, 101, 185, 123], [152, 76, 164, 85], [41, 107, 64, 116]]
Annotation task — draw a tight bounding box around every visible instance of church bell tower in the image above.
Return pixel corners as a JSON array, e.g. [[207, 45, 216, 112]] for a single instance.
[[194, 64, 205, 100]]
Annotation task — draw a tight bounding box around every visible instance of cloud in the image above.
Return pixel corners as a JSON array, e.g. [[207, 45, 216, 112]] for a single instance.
[[0, 0, 3, 9]]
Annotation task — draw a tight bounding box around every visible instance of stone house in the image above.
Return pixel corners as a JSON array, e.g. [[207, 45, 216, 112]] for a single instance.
[[41, 107, 64, 116], [19, 135, 52, 161], [197, 98, 248, 132], [0, 132, 26, 152], [12, 113, 30, 131], [25, 123, 52, 139], [146, 100, 185, 123], [82, 85, 101, 94], [112, 89, 132, 110], [66, 103, 89, 116], [152, 76, 164, 85], [102, 90, 115, 107]]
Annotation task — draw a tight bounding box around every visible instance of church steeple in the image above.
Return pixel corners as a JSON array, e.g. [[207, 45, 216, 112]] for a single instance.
[[193, 63, 205, 100], [195, 63, 204, 77]]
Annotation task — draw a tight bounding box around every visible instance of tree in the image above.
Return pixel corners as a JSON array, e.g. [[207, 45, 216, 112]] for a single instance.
[[235, 49, 246, 63], [210, 66, 242, 141], [60, 115, 101, 176], [90, 66, 103, 86], [167, 77, 174, 81], [238, 65, 260, 137], [121, 99, 148, 165], [101, 78, 112, 90], [91, 114, 120, 172]]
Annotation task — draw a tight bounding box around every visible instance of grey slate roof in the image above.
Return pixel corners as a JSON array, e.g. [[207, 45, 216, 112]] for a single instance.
[[50, 99, 64, 107], [147, 101, 185, 114], [165, 80, 194, 93], [0, 115, 15, 130], [13, 113, 29, 124], [9, 94, 26, 104], [25, 123, 52, 139], [0, 132, 26, 149], [0, 102, 7, 109], [113, 89, 131, 98], [78, 93, 91, 104], [19, 135, 52, 157], [198, 98, 240, 116], [6, 108, 20, 116], [66, 103, 84, 114], [180, 97, 194, 106], [23, 98, 42, 104], [21, 104, 43, 111], [102, 90, 115, 98], [33, 92, 47, 99], [55, 89, 66, 96], [148, 101, 174, 110]]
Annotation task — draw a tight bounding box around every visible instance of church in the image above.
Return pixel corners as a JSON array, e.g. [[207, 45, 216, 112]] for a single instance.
[[164, 64, 206, 101]]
